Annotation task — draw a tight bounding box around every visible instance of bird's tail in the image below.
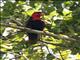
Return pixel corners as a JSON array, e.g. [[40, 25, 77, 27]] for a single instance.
[[28, 33, 39, 44]]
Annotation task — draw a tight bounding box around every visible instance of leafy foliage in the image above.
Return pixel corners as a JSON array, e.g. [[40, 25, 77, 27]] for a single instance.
[[0, 0, 80, 60]]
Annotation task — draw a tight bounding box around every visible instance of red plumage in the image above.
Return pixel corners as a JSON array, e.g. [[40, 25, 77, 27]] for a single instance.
[[26, 12, 45, 44]]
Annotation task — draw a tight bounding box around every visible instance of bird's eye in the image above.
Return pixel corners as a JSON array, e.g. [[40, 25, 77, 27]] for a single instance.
[[36, 14, 40, 16]]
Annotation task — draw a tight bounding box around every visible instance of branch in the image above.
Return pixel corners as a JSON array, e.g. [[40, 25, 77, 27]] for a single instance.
[[11, 19, 23, 26], [39, 40, 66, 47], [1, 23, 77, 42]]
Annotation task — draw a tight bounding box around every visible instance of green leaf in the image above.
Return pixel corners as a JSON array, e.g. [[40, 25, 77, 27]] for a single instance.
[[63, 8, 72, 16]]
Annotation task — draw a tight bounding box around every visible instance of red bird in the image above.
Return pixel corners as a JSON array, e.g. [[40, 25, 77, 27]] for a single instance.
[[26, 12, 45, 44]]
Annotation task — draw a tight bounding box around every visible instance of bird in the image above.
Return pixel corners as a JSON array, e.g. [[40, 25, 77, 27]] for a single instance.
[[25, 12, 45, 44]]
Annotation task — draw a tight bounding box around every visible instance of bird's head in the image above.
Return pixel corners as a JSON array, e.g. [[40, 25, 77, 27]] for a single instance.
[[32, 12, 44, 21]]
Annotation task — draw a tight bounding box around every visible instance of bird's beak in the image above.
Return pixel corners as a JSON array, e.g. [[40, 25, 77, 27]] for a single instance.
[[40, 13, 44, 19], [41, 13, 44, 16]]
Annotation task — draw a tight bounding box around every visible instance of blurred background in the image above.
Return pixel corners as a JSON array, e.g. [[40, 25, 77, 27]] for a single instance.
[[0, 0, 80, 60]]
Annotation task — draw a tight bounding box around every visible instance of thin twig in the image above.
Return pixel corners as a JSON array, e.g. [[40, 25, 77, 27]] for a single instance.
[[1, 23, 77, 42]]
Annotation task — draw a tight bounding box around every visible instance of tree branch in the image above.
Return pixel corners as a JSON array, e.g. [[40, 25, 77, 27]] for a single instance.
[[1, 23, 77, 42], [39, 40, 66, 47]]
